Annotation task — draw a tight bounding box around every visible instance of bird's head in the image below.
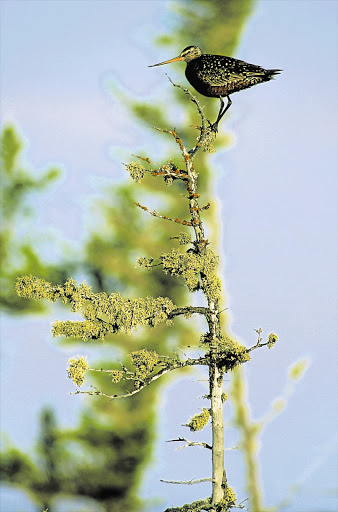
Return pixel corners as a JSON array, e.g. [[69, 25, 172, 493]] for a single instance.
[[149, 46, 203, 67]]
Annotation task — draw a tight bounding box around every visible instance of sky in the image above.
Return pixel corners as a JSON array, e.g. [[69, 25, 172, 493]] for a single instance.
[[1, 1, 337, 511]]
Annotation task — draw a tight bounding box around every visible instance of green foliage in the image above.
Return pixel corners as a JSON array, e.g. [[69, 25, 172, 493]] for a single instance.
[[1, 409, 68, 511], [230, 367, 265, 512], [0, 447, 40, 487], [0, 406, 149, 511], [187, 408, 210, 431], [0, 125, 70, 313], [163, 0, 254, 57], [1, 125, 21, 172], [288, 358, 309, 380]]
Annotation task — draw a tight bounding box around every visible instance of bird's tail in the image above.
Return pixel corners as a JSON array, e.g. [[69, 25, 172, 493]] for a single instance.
[[266, 69, 282, 78]]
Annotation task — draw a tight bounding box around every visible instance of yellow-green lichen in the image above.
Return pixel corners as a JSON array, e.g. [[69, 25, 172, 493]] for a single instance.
[[221, 392, 228, 402], [16, 275, 176, 341], [187, 408, 210, 432], [160, 247, 221, 301], [67, 356, 89, 386], [201, 128, 216, 153], [129, 349, 159, 382], [125, 162, 146, 182], [160, 161, 178, 187], [52, 320, 108, 341], [267, 332, 278, 349], [177, 232, 192, 245], [16, 275, 91, 310], [217, 337, 250, 371], [111, 369, 123, 383], [219, 486, 237, 508], [137, 257, 154, 270]]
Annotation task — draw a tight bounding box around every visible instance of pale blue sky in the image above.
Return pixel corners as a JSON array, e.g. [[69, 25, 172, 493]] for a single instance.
[[1, 1, 337, 511]]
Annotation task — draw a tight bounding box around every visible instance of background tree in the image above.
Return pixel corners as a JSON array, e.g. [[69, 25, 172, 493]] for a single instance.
[[0, 126, 65, 312]]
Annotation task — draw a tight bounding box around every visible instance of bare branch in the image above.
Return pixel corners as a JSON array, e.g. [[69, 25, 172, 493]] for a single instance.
[[135, 202, 192, 226], [247, 328, 269, 353], [167, 437, 212, 450], [160, 477, 213, 485], [233, 498, 249, 509], [247, 341, 270, 353], [132, 154, 159, 166], [154, 126, 190, 161], [165, 75, 209, 159]]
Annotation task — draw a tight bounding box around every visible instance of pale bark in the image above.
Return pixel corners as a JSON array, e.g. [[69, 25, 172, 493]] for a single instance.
[[211, 363, 225, 504]]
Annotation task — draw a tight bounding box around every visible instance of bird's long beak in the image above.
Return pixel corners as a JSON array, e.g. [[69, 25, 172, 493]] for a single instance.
[[148, 55, 184, 67]]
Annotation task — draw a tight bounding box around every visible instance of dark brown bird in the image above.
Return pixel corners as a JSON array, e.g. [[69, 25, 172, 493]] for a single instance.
[[149, 46, 281, 131]]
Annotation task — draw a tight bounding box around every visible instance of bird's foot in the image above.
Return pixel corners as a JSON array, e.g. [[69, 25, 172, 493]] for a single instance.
[[207, 119, 218, 133], [208, 121, 219, 133]]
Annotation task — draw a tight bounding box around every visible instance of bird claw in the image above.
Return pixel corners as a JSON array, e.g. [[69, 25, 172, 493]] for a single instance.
[[208, 121, 219, 133]]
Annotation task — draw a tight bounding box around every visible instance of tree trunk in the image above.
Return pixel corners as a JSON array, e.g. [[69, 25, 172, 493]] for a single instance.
[[210, 363, 225, 505]]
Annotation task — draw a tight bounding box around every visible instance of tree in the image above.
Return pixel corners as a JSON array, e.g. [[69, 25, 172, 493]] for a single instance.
[[0, 125, 66, 313], [15, 83, 279, 512], [3, 1, 271, 510]]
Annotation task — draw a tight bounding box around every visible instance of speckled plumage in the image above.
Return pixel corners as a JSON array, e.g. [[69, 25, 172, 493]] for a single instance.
[[149, 45, 281, 130], [181, 46, 280, 97]]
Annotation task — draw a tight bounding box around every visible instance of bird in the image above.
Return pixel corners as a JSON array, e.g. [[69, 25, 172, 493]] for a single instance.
[[149, 46, 281, 131]]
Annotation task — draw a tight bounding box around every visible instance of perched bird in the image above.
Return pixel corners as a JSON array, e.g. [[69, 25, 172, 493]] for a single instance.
[[149, 45, 281, 131]]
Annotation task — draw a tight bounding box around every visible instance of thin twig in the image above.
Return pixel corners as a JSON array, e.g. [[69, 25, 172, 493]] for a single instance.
[[135, 202, 192, 226], [247, 327, 270, 352], [165, 75, 209, 159], [132, 154, 159, 166], [160, 477, 213, 485], [234, 498, 249, 509], [167, 437, 212, 450], [154, 126, 190, 161], [247, 341, 270, 353]]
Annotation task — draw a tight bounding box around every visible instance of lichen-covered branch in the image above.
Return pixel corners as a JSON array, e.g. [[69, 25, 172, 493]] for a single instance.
[[164, 498, 213, 512], [16, 275, 176, 340], [135, 202, 193, 226], [69, 353, 209, 397]]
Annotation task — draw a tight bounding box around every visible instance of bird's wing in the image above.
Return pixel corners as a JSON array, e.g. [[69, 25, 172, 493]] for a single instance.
[[196, 60, 265, 86]]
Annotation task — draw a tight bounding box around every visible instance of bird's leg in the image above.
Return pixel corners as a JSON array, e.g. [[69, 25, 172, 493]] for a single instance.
[[210, 96, 232, 133]]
